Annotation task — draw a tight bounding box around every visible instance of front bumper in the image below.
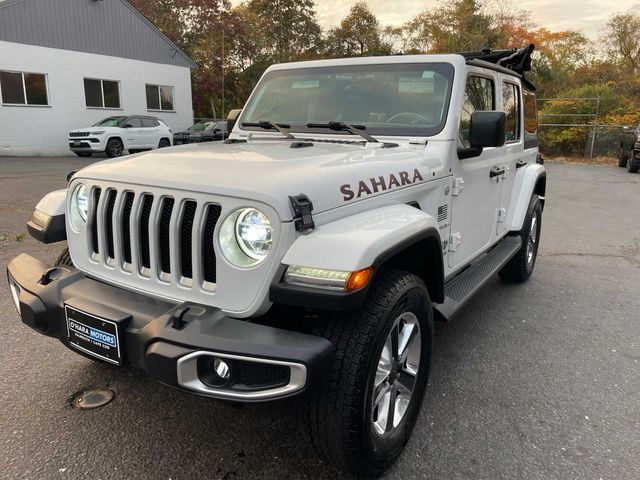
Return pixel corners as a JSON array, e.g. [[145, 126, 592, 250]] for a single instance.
[[7, 254, 334, 402], [68, 137, 105, 152]]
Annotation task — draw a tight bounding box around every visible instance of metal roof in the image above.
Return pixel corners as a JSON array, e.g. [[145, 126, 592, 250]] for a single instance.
[[0, 0, 197, 69]]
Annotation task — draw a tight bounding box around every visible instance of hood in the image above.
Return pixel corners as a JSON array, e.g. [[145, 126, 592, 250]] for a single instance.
[[70, 126, 120, 133], [74, 140, 443, 221]]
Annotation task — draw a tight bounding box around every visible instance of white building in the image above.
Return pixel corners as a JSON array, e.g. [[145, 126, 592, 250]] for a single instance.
[[0, 0, 197, 156]]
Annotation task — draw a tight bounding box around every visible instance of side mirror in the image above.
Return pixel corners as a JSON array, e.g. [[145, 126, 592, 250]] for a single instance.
[[458, 111, 506, 159], [227, 109, 242, 133]]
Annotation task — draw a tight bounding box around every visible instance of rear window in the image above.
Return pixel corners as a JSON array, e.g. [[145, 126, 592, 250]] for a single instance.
[[523, 90, 537, 134]]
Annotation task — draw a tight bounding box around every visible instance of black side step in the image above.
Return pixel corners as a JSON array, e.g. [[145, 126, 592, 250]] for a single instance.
[[435, 236, 522, 320]]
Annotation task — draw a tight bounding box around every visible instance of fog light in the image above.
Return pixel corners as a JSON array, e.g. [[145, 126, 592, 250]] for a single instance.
[[197, 356, 232, 387], [8, 275, 21, 314], [214, 358, 230, 380]]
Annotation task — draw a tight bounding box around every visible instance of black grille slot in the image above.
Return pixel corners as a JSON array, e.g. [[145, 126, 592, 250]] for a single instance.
[[202, 204, 222, 283], [235, 361, 290, 389], [159, 197, 174, 274], [91, 188, 101, 254], [139, 195, 154, 270], [105, 190, 117, 259], [121, 192, 134, 264], [180, 201, 197, 279]]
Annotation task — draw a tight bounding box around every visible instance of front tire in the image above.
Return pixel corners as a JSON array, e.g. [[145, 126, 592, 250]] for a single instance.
[[500, 194, 542, 283], [158, 138, 171, 148], [628, 152, 639, 173], [105, 138, 124, 157], [307, 270, 433, 477]]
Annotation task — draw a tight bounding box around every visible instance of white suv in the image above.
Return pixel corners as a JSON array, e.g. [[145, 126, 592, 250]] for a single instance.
[[68, 115, 172, 157], [11, 45, 545, 477]]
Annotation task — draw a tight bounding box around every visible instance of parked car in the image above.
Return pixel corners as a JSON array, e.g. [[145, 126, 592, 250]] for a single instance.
[[173, 121, 228, 144], [618, 123, 639, 172], [10, 45, 545, 477], [68, 115, 172, 158]]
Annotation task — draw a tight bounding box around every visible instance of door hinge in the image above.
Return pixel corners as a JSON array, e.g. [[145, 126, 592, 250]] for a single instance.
[[452, 178, 464, 196], [448, 232, 462, 252], [497, 208, 507, 223]]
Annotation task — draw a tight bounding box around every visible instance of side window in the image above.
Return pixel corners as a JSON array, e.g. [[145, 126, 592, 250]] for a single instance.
[[127, 117, 142, 128], [141, 118, 157, 127], [502, 83, 521, 142], [460, 76, 494, 147]]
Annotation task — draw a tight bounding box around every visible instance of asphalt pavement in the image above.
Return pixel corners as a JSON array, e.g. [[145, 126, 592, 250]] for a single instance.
[[1, 157, 639, 479]]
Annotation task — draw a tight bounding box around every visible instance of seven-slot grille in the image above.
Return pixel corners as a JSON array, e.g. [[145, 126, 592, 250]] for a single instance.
[[70, 132, 90, 137], [87, 186, 222, 288]]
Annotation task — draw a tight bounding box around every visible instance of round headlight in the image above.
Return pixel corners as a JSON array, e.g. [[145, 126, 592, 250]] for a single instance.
[[70, 183, 88, 230], [76, 184, 88, 221], [235, 208, 272, 260], [219, 208, 273, 268]]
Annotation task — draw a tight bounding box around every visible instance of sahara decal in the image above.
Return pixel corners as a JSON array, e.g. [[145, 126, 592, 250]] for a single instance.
[[340, 169, 425, 201]]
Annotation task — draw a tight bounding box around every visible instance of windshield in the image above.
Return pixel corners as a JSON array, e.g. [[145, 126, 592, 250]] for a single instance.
[[189, 122, 212, 131], [241, 63, 454, 137], [93, 116, 127, 127]]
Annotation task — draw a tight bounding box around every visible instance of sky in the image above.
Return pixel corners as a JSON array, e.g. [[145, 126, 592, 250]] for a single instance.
[[231, 1, 639, 40]]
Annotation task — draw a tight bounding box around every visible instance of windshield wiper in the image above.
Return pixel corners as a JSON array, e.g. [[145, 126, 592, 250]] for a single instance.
[[306, 121, 378, 143], [241, 121, 295, 139]]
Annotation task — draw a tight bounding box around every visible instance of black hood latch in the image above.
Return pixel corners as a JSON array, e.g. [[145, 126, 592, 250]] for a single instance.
[[289, 194, 315, 232]]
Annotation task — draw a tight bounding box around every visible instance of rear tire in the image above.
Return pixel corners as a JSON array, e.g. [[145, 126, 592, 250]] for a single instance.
[[105, 138, 124, 157], [306, 269, 433, 477], [500, 194, 542, 283], [74, 152, 93, 158]]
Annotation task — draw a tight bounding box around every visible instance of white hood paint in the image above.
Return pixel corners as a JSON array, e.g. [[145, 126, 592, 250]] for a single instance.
[[74, 139, 451, 221]]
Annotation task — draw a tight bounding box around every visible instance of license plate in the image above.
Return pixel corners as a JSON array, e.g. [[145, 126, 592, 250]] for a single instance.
[[65, 305, 122, 365]]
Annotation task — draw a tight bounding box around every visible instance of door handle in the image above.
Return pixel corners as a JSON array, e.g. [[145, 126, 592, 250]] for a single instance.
[[489, 166, 505, 178]]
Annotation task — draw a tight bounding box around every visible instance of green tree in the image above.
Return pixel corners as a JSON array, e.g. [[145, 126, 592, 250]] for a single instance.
[[602, 11, 640, 74], [246, 0, 322, 63], [325, 2, 392, 57]]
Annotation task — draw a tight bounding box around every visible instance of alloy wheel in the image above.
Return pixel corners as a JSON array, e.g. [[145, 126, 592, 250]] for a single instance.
[[371, 312, 421, 436]]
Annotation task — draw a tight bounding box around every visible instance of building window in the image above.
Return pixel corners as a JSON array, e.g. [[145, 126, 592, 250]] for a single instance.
[[460, 75, 494, 147], [502, 82, 521, 142], [146, 84, 174, 111], [0, 71, 49, 106], [84, 78, 121, 109]]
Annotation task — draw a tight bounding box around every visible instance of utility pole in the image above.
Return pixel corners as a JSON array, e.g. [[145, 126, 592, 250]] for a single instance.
[[221, 30, 225, 119]]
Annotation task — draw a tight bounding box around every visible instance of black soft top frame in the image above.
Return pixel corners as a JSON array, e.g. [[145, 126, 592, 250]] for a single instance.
[[459, 44, 536, 91]]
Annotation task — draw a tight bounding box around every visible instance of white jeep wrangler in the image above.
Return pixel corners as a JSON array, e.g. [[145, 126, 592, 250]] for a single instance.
[[8, 45, 545, 477]]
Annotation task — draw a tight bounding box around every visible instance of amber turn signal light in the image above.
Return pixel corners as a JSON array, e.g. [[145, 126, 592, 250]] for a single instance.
[[346, 267, 373, 291]]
